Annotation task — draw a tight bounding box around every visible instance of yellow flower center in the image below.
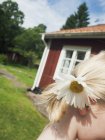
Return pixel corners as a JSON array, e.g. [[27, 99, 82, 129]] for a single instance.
[[70, 81, 83, 93]]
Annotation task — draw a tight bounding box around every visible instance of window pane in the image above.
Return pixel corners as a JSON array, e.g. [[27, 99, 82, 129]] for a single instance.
[[77, 51, 85, 60], [75, 61, 80, 66], [60, 68, 68, 74], [66, 50, 73, 58]]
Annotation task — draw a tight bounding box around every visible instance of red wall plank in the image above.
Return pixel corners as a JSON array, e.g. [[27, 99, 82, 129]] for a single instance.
[[39, 40, 62, 88]]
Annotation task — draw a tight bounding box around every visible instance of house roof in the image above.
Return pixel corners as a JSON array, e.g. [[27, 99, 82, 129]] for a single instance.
[[45, 24, 105, 39]]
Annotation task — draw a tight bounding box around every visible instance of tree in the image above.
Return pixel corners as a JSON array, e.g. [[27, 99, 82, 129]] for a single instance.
[[76, 2, 89, 27], [0, 0, 24, 53], [13, 24, 46, 67], [62, 2, 89, 29], [37, 24, 47, 32], [62, 14, 77, 29]]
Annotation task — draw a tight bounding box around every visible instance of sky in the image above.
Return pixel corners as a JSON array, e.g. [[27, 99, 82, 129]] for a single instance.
[[0, 0, 105, 32]]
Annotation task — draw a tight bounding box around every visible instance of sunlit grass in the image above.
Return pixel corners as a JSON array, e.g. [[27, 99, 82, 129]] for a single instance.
[[0, 65, 48, 140], [0, 64, 37, 87]]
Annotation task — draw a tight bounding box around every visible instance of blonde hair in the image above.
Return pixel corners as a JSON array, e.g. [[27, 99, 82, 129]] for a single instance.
[[39, 84, 69, 122], [39, 51, 105, 122]]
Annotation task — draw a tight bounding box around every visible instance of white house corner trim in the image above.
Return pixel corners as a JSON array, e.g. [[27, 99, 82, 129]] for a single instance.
[[31, 40, 51, 90]]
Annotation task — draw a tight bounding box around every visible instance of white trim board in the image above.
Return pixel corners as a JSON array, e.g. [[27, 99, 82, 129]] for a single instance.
[[31, 38, 51, 90]]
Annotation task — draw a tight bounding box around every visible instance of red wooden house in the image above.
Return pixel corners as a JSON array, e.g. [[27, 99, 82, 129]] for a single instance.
[[31, 24, 105, 91]]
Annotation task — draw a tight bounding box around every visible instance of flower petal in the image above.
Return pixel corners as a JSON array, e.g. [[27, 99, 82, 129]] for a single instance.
[[57, 91, 66, 100], [65, 91, 72, 104]]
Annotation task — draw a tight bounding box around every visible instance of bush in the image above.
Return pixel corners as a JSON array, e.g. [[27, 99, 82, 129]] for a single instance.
[[0, 54, 8, 64]]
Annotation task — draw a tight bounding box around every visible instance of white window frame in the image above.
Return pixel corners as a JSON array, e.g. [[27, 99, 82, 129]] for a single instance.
[[53, 45, 91, 80]]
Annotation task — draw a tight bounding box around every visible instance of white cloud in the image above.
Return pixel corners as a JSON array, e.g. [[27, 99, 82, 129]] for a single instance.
[[1, 0, 61, 31], [50, 0, 81, 17], [0, 0, 79, 32], [1, 0, 105, 32], [0, 0, 4, 3], [89, 12, 105, 26], [15, 0, 81, 32]]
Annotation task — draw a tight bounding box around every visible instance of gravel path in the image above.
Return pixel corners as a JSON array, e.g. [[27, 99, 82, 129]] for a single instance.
[[27, 92, 48, 118]]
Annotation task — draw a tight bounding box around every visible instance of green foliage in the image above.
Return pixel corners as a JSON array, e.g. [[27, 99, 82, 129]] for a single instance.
[[76, 2, 89, 27], [0, 0, 24, 53], [0, 54, 8, 64], [62, 2, 89, 29], [13, 24, 46, 67], [37, 24, 47, 32], [1, 0, 24, 25], [62, 14, 77, 29], [0, 75, 47, 140], [0, 64, 37, 87], [0, 0, 47, 67]]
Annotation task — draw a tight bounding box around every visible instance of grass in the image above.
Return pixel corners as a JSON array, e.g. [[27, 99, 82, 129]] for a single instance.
[[0, 64, 48, 140], [0, 64, 37, 87]]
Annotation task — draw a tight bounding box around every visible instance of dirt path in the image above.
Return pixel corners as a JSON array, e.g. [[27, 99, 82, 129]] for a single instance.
[[0, 69, 47, 117], [27, 92, 48, 118], [0, 69, 26, 88]]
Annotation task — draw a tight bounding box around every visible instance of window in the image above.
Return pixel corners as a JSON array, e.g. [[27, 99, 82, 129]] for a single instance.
[[53, 46, 91, 79]]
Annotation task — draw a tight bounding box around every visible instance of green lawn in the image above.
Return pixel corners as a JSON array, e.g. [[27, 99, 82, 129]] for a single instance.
[[0, 64, 48, 140], [0, 64, 37, 87]]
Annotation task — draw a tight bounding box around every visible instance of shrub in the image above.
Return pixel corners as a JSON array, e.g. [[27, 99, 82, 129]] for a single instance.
[[0, 54, 8, 64]]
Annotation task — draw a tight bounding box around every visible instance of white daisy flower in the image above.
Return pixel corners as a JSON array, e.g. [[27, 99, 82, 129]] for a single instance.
[[49, 74, 99, 109]]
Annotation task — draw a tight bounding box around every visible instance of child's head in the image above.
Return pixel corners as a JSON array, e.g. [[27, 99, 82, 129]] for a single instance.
[[41, 51, 105, 122]]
